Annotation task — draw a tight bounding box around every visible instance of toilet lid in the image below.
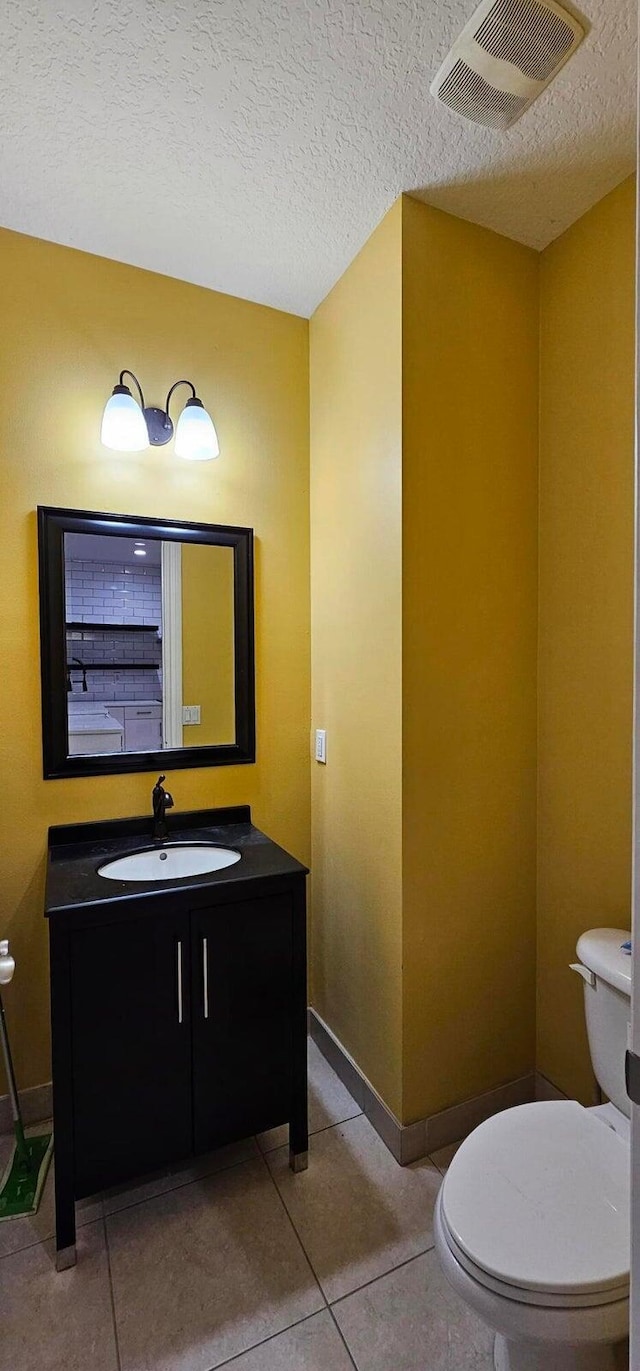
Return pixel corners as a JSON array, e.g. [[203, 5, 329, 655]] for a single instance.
[[441, 1101, 629, 1296]]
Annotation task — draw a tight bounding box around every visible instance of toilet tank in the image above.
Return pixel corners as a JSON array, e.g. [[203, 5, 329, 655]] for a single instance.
[[573, 928, 632, 1118]]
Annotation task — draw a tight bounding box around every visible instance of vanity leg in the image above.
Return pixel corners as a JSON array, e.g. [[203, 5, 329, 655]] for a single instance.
[[289, 1056, 308, 1171], [290, 879, 308, 1173], [56, 1243, 77, 1272], [54, 1168, 76, 1270], [289, 1072, 308, 1170], [289, 1146, 308, 1173], [289, 1075, 309, 1170]]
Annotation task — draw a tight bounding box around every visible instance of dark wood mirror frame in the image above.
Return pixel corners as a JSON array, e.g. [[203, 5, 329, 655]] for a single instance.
[[38, 506, 255, 779]]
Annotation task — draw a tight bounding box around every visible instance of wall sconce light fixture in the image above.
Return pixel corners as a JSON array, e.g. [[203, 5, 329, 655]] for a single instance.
[[101, 371, 220, 461]]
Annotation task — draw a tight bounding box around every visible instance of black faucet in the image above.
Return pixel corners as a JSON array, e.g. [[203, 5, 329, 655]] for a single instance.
[[152, 775, 174, 841], [71, 657, 88, 692]]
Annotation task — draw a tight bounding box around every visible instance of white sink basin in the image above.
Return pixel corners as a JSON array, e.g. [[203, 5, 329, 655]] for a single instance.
[[98, 845, 241, 882]]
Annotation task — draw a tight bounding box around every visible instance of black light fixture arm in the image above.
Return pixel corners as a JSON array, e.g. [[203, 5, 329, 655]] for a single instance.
[[164, 379, 197, 428], [137, 378, 198, 447], [118, 370, 146, 408]]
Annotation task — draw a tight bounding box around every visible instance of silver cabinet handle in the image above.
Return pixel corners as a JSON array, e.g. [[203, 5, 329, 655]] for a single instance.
[[203, 937, 209, 1020], [177, 940, 183, 1024], [135, 710, 152, 716]]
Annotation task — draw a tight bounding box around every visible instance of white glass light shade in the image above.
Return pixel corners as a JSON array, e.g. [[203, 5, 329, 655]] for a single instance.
[[101, 388, 149, 452], [174, 399, 220, 461]]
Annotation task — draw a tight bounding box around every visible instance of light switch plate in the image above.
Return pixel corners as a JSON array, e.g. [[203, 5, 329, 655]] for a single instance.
[[183, 705, 201, 725], [315, 729, 327, 763]]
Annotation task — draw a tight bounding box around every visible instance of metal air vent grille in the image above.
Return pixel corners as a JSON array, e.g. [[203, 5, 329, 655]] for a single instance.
[[430, 0, 586, 129], [474, 0, 575, 82], [438, 59, 528, 129]]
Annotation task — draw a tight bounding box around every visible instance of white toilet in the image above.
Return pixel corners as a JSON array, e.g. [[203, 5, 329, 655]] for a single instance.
[[434, 928, 631, 1371]]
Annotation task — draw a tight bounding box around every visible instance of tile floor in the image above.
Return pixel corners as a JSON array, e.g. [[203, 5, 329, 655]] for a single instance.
[[0, 1039, 492, 1371]]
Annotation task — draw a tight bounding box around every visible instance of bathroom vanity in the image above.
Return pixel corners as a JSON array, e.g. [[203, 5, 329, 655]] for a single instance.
[[45, 806, 308, 1269]]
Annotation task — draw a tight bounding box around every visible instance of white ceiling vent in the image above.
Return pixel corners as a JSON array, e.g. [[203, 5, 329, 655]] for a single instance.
[[431, 0, 586, 130]]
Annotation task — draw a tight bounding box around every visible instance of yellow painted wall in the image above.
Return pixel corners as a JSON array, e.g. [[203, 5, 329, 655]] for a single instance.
[[0, 227, 310, 1092], [401, 199, 539, 1121], [537, 177, 636, 1102], [309, 197, 539, 1124], [309, 202, 404, 1116], [181, 542, 235, 745]]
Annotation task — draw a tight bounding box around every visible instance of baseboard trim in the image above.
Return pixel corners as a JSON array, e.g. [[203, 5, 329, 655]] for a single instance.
[[308, 1007, 535, 1164], [424, 1071, 536, 1155], [0, 1052, 552, 1157], [534, 1071, 569, 1103], [0, 1081, 52, 1135]]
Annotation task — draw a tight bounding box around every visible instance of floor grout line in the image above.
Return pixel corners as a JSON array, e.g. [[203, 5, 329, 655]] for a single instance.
[[0, 1229, 60, 1263], [428, 1154, 448, 1176], [201, 1097, 365, 1371], [328, 1243, 437, 1309], [199, 1151, 339, 1370], [100, 1146, 260, 1221], [102, 1213, 123, 1371], [207, 1073, 367, 1367], [257, 1146, 329, 1308], [0, 1204, 102, 1265], [0, 1149, 262, 1264], [326, 1304, 359, 1369], [262, 1110, 371, 1165], [260, 1146, 438, 1361], [209, 1307, 335, 1371], [261, 1118, 440, 1305], [257, 1109, 364, 1156], [428, 1144, 463, 1177], [0, 1110, 363, 1263]]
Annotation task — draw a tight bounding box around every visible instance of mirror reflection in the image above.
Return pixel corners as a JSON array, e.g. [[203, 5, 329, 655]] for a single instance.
[[64, 532, 235, 756]]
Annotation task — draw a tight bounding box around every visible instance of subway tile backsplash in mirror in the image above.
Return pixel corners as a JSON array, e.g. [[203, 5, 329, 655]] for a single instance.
[[65, 558, 162, 626], [65, 557, 162, 703], [66, 636, 161, 702]]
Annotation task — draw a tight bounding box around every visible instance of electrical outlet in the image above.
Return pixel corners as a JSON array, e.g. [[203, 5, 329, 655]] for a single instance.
[[315, 729, 327, 763], [182, 705, 201, 725]]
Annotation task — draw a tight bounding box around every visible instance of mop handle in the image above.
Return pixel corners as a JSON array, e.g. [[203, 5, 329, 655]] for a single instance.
[[0, 992, 21, 1129], [0, 942, 20, 1128]]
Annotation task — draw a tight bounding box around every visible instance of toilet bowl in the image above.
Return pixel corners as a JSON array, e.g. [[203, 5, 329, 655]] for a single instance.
[[434, 930, 631, 1371]]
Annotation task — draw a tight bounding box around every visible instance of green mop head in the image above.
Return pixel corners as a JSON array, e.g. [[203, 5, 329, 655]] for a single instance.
[[0, 944, 53, 1219], [0, 1130, 53, 1221]]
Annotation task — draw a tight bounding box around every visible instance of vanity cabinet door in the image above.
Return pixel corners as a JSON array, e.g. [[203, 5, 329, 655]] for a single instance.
[[191, 895, 294, 1151], [69, 909, 192, 1195]]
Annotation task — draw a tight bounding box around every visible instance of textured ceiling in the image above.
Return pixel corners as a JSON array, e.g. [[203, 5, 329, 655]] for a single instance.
[[0, 1, 635, 317]]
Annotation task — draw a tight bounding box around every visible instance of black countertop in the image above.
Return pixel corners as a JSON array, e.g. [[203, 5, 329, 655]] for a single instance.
[[45, 806, 308, 917]]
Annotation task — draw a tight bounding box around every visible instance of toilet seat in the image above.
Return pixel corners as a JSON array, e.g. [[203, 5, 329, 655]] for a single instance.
[[440, 1101, 629, 1305], [439, 1201, 628, 1310]]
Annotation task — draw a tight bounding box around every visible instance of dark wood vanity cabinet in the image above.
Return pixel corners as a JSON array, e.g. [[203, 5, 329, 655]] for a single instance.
[[191, 895, 298, 1152], [70, 906, 193, 1196], [49, 870, 308, 1268]]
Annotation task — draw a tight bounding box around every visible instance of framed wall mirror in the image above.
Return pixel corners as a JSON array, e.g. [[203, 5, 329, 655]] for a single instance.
[[38, 506, 255, 779]]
